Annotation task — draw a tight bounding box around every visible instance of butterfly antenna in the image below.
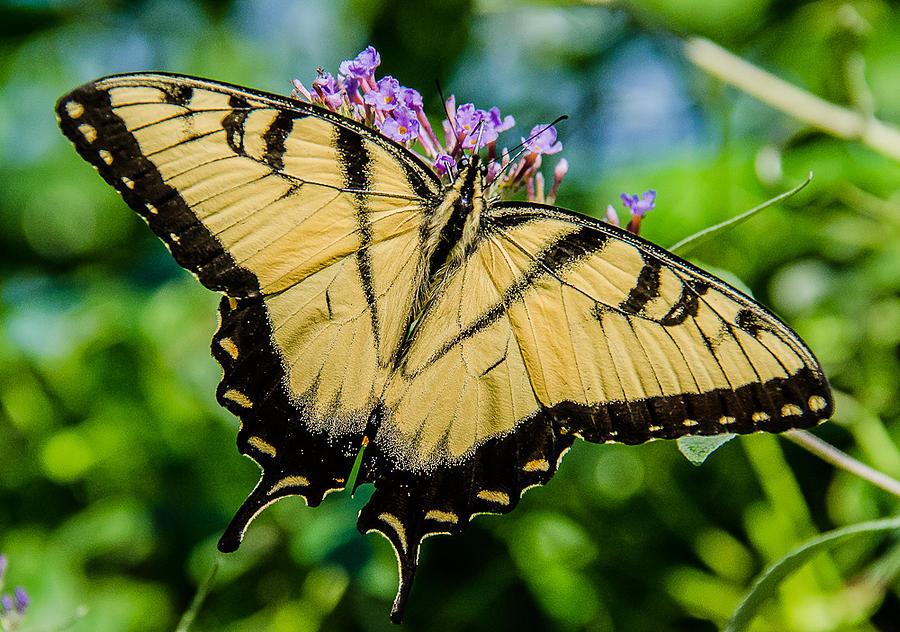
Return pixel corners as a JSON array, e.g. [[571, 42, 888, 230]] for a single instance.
[[473, 119, 487, 156], [435, 79, 461, 153]]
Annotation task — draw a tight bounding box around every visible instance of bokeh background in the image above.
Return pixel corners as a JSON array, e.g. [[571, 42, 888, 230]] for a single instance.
[[2, 0, 900, 630]]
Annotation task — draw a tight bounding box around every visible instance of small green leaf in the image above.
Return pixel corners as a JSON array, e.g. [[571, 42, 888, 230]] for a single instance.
[[725, 517, 900, 632], [677, 434, 736, 465], [669, 174, 813, 256]]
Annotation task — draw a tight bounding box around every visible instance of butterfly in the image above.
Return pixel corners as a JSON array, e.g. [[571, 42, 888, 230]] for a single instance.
[[56, 72, 833, 623]]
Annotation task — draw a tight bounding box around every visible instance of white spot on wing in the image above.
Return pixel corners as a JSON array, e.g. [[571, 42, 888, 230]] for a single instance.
[[808, 395, 827, 413], [219, 337, 239, 360], [66, 101, 85, 119], [476, 490, 510, 506], [78, 123, 97, 143], [268, 475, 310, 495], [424, 510, 458, 524], [781, 403, 803, 417], [247, 435, 275, 456], [223, 389, 252, 408], [523, 459, 549, 472]]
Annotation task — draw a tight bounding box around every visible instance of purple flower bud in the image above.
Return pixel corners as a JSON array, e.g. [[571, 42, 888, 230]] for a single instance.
[[486, 107, 514, 134], [399, 87, 423, 112], [0, 554, 7, 581], [312, 71, 344, 110], [364, 75, 401, 111], [454, 104, 500, 150], [620, 190, 656, 217], [1, 594, 11, 613], [290, 78, 313, 102], [342, 75, 361, 102], [454, 103, 480, 133], [547, 158, 568, 204], [605, 204, 620, 227], [339, 45, 381, 80], [380, 107, 420, 143], [523, 125, 562, 155], [14, 587, 27, 614]]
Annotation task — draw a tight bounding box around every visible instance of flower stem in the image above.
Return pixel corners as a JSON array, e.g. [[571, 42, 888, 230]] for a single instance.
[[174, 557, 219, 632], [784, 430, 900, 498]]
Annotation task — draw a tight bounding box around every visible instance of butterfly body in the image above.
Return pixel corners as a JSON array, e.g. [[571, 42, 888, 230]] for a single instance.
[[56, 73, 833, 622]]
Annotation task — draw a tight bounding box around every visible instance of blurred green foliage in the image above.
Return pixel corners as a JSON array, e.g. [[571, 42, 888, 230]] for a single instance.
[[2, 0, 899, 630]]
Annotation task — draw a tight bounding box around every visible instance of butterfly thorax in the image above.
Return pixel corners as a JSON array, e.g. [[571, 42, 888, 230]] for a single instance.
[[410, 155, 487, 325]]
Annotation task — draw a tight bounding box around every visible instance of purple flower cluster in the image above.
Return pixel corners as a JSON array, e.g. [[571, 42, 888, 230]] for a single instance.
[[292, 46, 657, 229], [291, 45, 569, 204], [0, 554, 29, 630]]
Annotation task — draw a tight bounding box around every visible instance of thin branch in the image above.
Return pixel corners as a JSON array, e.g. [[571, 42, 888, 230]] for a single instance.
[[668, 173, 812, 255], [684, 37, 900, 163], [784, 430, 900, 499]]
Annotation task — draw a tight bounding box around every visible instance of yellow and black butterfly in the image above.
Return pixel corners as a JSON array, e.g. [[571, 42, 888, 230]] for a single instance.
[[56, 73, 833, 622]]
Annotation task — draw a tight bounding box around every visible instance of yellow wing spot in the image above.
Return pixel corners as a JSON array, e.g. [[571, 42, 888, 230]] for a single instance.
[[718, 416, 736, 426], [781, 403, 803, 417], [247, 435, 276, 456], [99, 149, 113, 165], [523, 459, 549, 472], [425, 510, 459, 524], [169, 232, 180, 244], [608, 430, 618, 437], [228, 296, 239, 311], [219, 337, 239, 360], [648, 425, 663, 432], [752, 411, 770, 423], [476, 490, 510, 506], [65, 101, 85, 119], [78, 123, 97, 143], [378, 513, 408, 553], [808, 395, 828, 412], [268, 475, 310, 495], [683, 419, 699, 427], [224, 389, 253, 408], [146, 202, 158, 215], [121, 176, 135, 189]]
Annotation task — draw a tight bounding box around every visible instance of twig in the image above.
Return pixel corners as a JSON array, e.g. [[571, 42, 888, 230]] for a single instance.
[[784, 430, 900, 498], [683, 37, 900, 163]]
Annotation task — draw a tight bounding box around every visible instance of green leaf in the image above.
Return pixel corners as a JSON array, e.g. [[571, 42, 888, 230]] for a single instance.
[[668, 174, 813, 256], [677, 434, 736, 465], [725, 517, 900, 632]]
